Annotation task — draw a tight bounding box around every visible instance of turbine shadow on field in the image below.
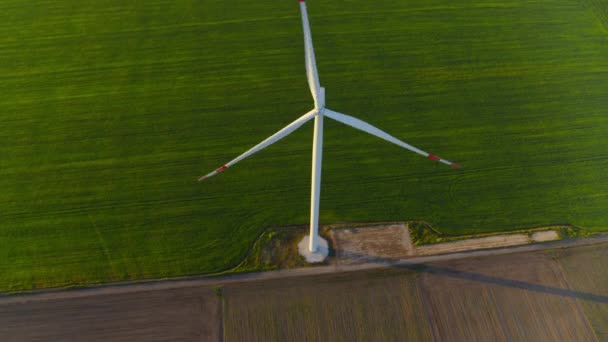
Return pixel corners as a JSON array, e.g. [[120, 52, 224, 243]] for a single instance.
[[336, 250, 608, 304], [410, 264, 608, 304]]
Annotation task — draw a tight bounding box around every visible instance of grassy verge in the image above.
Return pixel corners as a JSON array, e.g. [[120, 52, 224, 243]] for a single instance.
[[229, 227, 311, 273]]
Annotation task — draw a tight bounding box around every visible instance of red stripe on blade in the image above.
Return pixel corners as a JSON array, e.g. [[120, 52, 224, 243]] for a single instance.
[[427, 154, 441, 161], [215, 165, 228, 173], [451, 163, 462, 169]]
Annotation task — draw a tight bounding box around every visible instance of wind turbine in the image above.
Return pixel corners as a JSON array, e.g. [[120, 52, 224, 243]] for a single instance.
[[199, 0, 462, 261]]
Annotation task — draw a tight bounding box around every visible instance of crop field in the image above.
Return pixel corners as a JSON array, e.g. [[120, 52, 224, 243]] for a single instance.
[[223, 270, 432, 341], [222, 244, 607, 341], [421, 252, 596, 341], [556, 244, 608, 340], [1, 0, 608, 290], [1, 244, 604, 340], [0, 286, 220, 341]]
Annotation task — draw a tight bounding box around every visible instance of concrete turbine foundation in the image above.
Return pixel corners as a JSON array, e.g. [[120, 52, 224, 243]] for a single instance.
[[298, 235, 329, 263]]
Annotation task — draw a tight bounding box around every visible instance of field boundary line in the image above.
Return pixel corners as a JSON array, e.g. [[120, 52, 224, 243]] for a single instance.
[[417, 275, 440, 342]]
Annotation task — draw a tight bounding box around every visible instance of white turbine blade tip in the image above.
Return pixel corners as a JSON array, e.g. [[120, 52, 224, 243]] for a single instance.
[[428, 154, 462, 169], [198, 165, 229, 182], [427, 154, 441, 162]]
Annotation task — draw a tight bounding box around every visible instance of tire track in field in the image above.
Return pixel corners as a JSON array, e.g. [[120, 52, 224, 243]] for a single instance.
[[0, 176, 309, 221], [323, 154, 608, 202], [447, 171, 469, 209], [4, 152, 608, 223], [3, 150, 608, 222], [87, 213, 119, 278], [578, 0, 608, 33], [417, 275, 440, 342], [446, 154, 608, 206]]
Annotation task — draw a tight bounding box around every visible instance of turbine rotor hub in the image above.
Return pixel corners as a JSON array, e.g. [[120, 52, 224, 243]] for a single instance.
[[315, 87, 326, 112]]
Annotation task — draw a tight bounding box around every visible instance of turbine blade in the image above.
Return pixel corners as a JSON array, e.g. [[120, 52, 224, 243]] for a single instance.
[[324, 109, 462, 169], [299, 0, 321, 108], [199, 110, 318, 181]]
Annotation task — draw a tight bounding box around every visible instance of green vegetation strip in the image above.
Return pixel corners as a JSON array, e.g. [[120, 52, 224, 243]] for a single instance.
[[230, 227, 310, 273], [1, 0, 608, 291]]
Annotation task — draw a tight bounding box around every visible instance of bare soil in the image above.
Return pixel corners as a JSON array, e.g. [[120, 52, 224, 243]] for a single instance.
[[556, 244, 608, 340], [415, 234, 530, 256], [222, 244, 605, 341], [222, 269, 432, 342], [329, 224, 414, 265], [330, 223, 545, 262], [0, 286, 220, 341], [531, 230, 559, 242], [420, 251, 598, 341]]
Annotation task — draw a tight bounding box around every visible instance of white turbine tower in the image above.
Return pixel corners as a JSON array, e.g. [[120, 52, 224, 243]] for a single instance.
[[199, 0, 462, 262]]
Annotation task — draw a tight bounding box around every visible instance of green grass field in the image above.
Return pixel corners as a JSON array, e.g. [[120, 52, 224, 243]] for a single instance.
[[2, 0, 608, 291]]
